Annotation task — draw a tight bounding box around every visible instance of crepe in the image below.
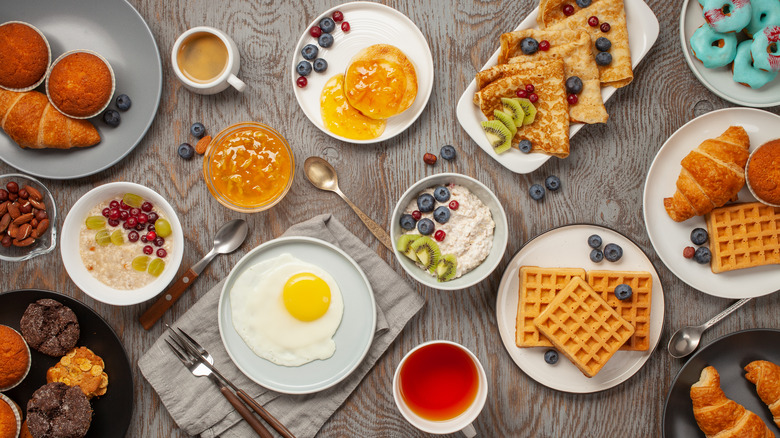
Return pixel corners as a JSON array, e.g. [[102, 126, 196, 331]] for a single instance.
[[538, 0, 633, 88], [494, 28, 607, 124], [474, 60, 570, 157]]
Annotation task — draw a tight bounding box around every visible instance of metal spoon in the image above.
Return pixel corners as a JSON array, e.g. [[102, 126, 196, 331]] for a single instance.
[[140, 219, 249, 330], [304, 156, 393, 251], [667, 298, 752, 358]]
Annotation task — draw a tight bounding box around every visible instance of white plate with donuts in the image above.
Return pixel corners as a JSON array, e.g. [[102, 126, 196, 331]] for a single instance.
[[680, 0, 780, 107]]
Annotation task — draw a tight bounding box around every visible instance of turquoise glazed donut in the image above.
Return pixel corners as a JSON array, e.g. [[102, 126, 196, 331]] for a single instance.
[[745, 0, 780, 36], [733, 39, 778, 87], [698, 0, 753, 33], [751, 24, 780, 71], [690, 25, 738, 68]]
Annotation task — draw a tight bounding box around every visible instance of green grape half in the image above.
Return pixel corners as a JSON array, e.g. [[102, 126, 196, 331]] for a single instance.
[[123, 193, 144, 208], [95, 230, 111, 246], [155, 218, 172, 238], [85, 216, 106, 230], [148, 258, 165, 277], [110, 230, 124, 246], [132, 256, 150, 272]]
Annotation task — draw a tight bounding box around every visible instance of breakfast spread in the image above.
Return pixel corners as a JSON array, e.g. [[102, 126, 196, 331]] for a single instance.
[[26, 382, 92, 438], [46, 51, 114, 119], [745, 360, 780, 428], [20, 299, 80, 357], [705, 202, 780, 273], [0, 22, 50, 91], [0, 325, 31, 391], [747, 139, 780, 206], [46, 346, 109, 399], [0, 179, 50, 248]]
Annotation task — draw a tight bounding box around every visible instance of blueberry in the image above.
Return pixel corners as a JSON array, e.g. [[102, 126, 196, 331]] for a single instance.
[[690, 228, 708, 245], [115, 94, 131, 111], [576, 0, 592, 6], [417, 193, 435, 212], [529, 184, 545, 201], [440, 145, 457, 160], [319, 17, 336, 33], [596, 51, 613, 66], [400, 214, 416, 230], [595, 37, 612, 52], [520, 37, 539, 55], [190, 122, 206, 139], [694, 247, 712, 264], [433, 206, 451, 224], [301, 44, 319, 60], [519, 139, 532, 153], [433, 186, 450, 202], [545, 175, 561, 191], [590, 249, 604, 263], [318, 33, 334, 48], [588, 234, 603, 249], [103, 110, 120, 127], [417, 218, 435, 235], [604, 243, 623, 262], [544, 349, 559, 364], [614, 284, 633, 300], [313, 58, 328, 73], [296, 60, 312, 76], [565, 76, 583, 94], [177, 143, 194, 160]]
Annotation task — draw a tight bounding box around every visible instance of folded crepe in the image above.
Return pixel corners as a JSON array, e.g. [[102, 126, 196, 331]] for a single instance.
[[475, 60, 570, 157], [538, 0, 633, 88], [493, 28, 607, 124]]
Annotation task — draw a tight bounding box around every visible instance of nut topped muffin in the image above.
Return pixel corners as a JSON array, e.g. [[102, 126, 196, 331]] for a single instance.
[[0, 325, 31, 391], [46, 346, 108, 399], [46, 51, 114, 118], [747, 139, 780, 206], [0, 22, 50, 91]]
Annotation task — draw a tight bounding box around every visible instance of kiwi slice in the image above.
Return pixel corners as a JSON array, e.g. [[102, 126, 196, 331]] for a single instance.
[[500, 97, 525, 127], [480, 120, 512, 154], [493, 109, 517, 137], [436, 254, 458, 282], [410, 236, 441, 273], [514, 98, 537, 126], [396, 234, 420, 262]]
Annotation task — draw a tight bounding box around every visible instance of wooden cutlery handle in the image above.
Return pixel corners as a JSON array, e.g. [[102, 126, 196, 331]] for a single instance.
[[139, 268, 199, 330], [237, 389, 297, 438], [220, 386, 274, 438]]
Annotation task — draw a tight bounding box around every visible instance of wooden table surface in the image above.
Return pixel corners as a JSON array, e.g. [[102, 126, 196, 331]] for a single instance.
[[2, 0, 779, 436]]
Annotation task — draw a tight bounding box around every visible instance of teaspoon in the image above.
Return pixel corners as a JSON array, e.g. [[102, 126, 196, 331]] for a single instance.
[[667, 298, 752, 358]]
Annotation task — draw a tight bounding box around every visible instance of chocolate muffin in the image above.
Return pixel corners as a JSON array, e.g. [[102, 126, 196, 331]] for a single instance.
[[26, 382, 91, 438], [0, 22, 50, 90], [20, 300, 79, 357]]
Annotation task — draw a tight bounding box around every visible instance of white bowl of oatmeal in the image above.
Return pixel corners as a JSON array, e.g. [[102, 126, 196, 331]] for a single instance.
[[390, 173, 508, 290], [60, 182, 184, 306]]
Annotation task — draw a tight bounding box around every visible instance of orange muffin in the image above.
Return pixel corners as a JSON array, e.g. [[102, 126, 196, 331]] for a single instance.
[[0, 395, 21, 438], [0, 325, 31, 391], [47, 51, 114, 118], [47, 346, 109, 399], [747, 139, 780, 206], [0, 22, 50, 90], [20, 421, 32, 438]]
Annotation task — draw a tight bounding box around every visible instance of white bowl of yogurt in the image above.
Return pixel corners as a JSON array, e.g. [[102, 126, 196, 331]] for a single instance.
[[61, 182, 184, 306], [390, 173, 508, 290]]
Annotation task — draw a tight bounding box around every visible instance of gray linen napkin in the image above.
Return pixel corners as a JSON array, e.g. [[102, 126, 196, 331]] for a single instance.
[[138, 214, 425, 437]]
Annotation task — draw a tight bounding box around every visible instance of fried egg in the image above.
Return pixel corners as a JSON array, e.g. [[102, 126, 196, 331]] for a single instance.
[[230, 253, 344, 367]]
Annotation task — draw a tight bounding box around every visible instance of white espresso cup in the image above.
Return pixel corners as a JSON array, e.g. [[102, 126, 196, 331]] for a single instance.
[[171, 26, 246, 94], [393, 340, 488, 437]]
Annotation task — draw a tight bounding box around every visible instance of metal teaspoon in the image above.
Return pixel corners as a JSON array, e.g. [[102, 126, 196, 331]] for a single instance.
[[667, 298, 752, 358]]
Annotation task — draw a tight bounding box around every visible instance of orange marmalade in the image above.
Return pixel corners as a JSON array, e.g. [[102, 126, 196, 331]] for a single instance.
[[320, 73, 386, 140], [204, 123, 293, 212], [343, 59, 407, 119]]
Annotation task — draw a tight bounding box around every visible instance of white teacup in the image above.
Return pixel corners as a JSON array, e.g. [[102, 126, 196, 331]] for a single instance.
[[393, 340, 488, 437], [171, 26, 246, 94]]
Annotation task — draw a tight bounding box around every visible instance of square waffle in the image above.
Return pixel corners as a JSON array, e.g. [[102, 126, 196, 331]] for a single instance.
[[533, 276, 634, 377], [515, 266, 587, 347], [586, 270, 652, 351], [705, 202, 780, 273]]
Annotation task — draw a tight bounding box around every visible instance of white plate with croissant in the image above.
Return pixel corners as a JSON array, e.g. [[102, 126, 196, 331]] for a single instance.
[[643, 108, 780, 299]]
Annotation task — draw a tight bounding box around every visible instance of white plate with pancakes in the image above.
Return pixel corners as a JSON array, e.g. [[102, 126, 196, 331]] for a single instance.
[[455, 0, 659, 174], [643, 108, 780, 299], [495, 224, 664, 393], [290, 2, 434, 144], [217, 236, 376, 394]]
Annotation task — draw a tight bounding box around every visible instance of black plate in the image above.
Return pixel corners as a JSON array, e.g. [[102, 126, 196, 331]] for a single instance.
[[0, 289, 133, 437], [663, 329, 780, 437]]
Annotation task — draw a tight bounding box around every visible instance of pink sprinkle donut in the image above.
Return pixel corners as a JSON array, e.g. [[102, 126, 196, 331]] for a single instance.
[[698, 0, 753, 33], [750, 25, 780, 72]]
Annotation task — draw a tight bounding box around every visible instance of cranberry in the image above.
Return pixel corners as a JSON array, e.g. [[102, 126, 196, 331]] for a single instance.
[[525, 84, 535, 93], [109, 209, 120, 220], [135, 223, 146, 231], [108, 219, 120, 227], [588, 16, 599, 27], [147, 212, 159, 223], [683, 246, 695, 259], [529, 93, 539, 103], [341, 21, 350, 32], [123, 221, 132, 229], [332, 10, 344, 22], [141, 202, 153, 212], [411, 210, 422, 220], [449, 200, 459, 210], [296, 76, 307, 88], [539, 40, 550, 51], [434, 230, 446, 242], [562, 4, 575, 15], [567, 94, 579, 105], [156, 249, 167, 258], [128, 231, 139, 242], [423, 153, 437, 165], [516, 89, 528, 98], [126, 217, 137, 228], [600, 22, 610, 32], [137, 213, 148, 224], [141, 235, 148, 243], [102, 208, 111, 218], [109, 200, 120, 209], [130, 208, 140, 217], [146, 231, 157, 241], [119, 210, 129, 221], [309, 26, 322, 38], [6, 182, 18, 193], [154, 237, 165, 247], [143, 245, 153, 255], [120, 200, 130, 210], [147, 224, 156, 232]]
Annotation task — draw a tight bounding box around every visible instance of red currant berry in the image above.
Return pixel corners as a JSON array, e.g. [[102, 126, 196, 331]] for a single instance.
[[296, 76, 307, 88], [128, 231, 139, 242], [154, 237, 165, 247], [332, 10, 344, 22], [434, 230, 446, 242], [108, 219, 120, 227], [147, 224, 156, 232], [157, 249, 167, 258], [141, 202, 153, 212], [143, 245, 153, 255], [147, 212, 158, 223], [119, 210, 129, 221], [525, 84, 535, 93], [683, 246, 695, 259], [109, 200, 120, 209], [411, 210, 422, 220], [600, 22, 610, 32], [310, 26, 322, 38], [123, 221, 132, 230], [146, 231, 157, 241], [588, 16, 599, 27], [120, 200, 130, 210], [567, 94, 579, 105], [449, 200, 459, 210], [141, 234, 148, 243], [126, 217, 137, 228], [130, 208, 140, 217], [135, 223, 146, 231], [341, 21, 350, 32], [423, 153, 437, 165], [563, 4, 575, 15], [529, 93, 539, 103], [137, 213, 148, 224], [102, 208, 111, 218], [516, 89, 528, 98], [109, 208, 120, 220], [539, 40, 550, 51]]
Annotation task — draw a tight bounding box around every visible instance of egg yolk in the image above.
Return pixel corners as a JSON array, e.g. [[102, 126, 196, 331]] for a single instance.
[[282, 273, 331, 322]]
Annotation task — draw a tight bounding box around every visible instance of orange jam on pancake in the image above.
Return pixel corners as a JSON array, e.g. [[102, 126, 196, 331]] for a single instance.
[[343, 59, 407, 119], [320, 73, 386, 140]]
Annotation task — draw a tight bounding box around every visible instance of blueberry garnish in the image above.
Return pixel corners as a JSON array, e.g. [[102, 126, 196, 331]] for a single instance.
[[115, 94, 131, 111], [614, 284, 633, 300], [313, 58, 328, 73], [433, 186, 450, 202], [588, 234, 602, 249], [301, 44, 319, 60], [190, 122, 206, 139], [433, 206, 451, 224], [519, 139, 532, 153], [318, 33, 334, 48], [529, 184, 545, 201], [177, 143, 194, 160], [417, 193, 435, 213], [400, 214, 416, 230], [103, 110, 120, 127], [565, 76, 583, 94], [690, 228, 708, 245], [319, 17, 336, 33], [590, 249, 604, 263], [544, 349, 559, 364], [520, 37, 539, 55], [576, 0, 592, 6], [440, 145, 456, 160], [417, 218, 435, 235], [694, 247, 712, 264], [595, 37, 612, 52], [545, 175, 561, 191], [604, 243, 623, 262], [296, 60, 312, 76], [596, 51, 613, 66]]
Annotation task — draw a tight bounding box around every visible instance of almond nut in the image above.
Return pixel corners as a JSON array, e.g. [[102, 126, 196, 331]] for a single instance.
[[35, 218, 49, 236], [12, 237, 35, 247], [1, 235, 11, 247], [7, 223, 19, 239], [195, 135, 212, 155], [29, 199, 45, 210], [7, 202, 20, 219], [18, 201, 32, 214], [0, 213, 10, 233], [17, 223, 32, 240], [0, 201, 8, 216], [12, 212, 33, 225], [24, 185, 42, 202]]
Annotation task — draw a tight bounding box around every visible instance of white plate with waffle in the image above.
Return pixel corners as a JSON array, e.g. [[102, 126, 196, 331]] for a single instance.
[[495, 224, 664, 393], [643, 108, 780, 299]]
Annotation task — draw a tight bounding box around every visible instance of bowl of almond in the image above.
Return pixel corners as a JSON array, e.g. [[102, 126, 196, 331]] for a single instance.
[[0, 173, 56, 262]]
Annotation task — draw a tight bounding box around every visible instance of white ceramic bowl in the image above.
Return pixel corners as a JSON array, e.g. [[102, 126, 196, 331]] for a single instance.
[[390, 173, 508, 290], [60, 182, 184, 306]]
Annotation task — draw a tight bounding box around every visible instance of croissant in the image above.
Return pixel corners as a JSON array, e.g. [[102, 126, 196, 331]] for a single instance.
[[0, 88, 100, 149], [691, 366, 775, 438], [745, 361, 780, 428], [664, 126, 750, 222]]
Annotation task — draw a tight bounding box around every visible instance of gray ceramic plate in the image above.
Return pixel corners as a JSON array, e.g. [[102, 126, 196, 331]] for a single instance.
[[0, 0, 162, 179]]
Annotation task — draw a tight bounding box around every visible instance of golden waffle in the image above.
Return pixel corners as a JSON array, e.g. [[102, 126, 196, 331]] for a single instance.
[[586, 270, 652, 351], [515, 266, 587, 347], [705, 202, 780, 273], [534, 276, 634, 377]]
